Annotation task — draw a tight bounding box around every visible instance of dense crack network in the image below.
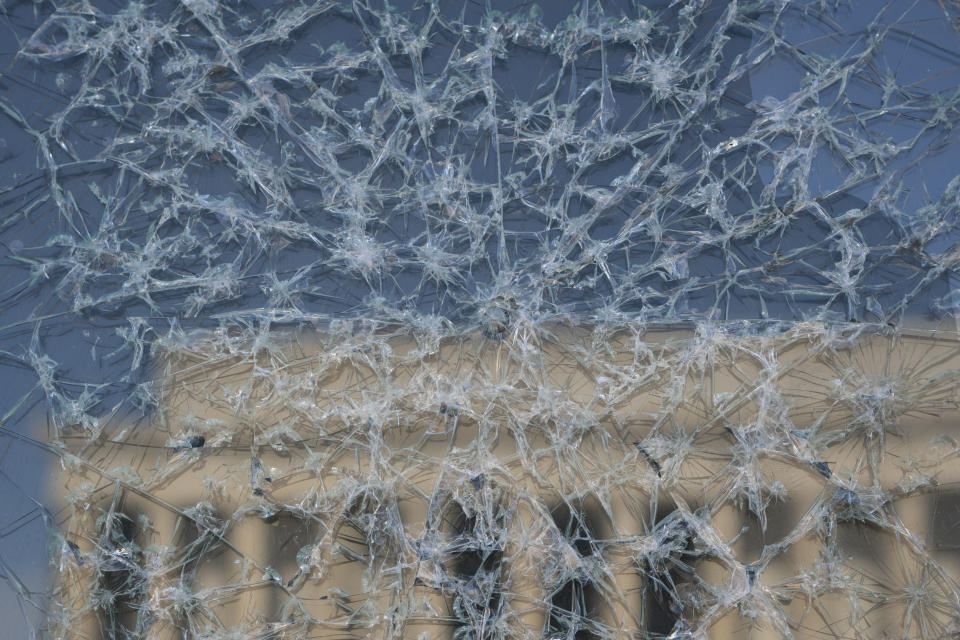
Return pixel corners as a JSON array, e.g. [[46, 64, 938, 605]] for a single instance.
[[2, 0, 960, 638]]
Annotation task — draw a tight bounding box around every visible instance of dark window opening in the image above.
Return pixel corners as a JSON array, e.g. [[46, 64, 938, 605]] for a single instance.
[[447, 504, 503, 640], [547, 501, 603, 640], [931, 489, 960, 551], [643, 504, 695, 638], [95, 498, 145, 640], [265, 509, 319, 601]]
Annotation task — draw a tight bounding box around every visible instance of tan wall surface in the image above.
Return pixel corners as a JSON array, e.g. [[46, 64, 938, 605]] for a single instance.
[[49, 325, 960, 639]]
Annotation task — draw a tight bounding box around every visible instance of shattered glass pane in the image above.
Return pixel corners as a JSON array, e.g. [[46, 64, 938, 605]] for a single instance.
[[2, 0, 960, 638]]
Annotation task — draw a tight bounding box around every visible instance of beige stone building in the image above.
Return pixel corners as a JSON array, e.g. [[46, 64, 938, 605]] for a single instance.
[[49, 325, 960, 639]]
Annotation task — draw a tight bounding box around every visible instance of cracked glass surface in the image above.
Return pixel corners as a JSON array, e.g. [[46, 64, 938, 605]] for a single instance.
[[3, 0, 960, 638]]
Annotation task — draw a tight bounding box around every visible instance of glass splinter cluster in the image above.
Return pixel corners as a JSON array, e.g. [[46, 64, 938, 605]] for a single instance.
[[3, 0, 960, 639]]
